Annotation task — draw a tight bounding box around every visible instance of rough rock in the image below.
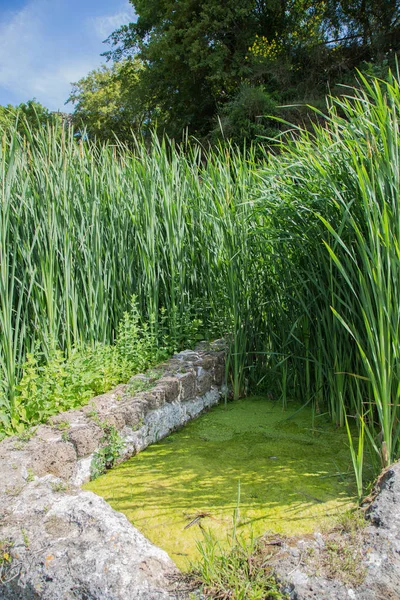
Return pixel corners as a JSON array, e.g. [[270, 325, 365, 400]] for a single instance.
[[177, 372, 196, 400], [26, 438, 77, 480], [0, 341, 227, 600], [0, 477, 182, 600], [274, 461, 400, 600], [67, 422, 104, 457]]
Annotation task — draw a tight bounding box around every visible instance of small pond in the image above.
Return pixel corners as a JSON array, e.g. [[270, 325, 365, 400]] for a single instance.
[[85, 397, 356, 569]]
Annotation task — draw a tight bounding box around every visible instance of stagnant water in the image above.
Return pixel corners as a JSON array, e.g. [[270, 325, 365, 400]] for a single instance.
[[85, 397, 356, 569]]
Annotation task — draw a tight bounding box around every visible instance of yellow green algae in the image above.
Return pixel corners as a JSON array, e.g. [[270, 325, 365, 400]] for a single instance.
[[84, 397, 356, 570]]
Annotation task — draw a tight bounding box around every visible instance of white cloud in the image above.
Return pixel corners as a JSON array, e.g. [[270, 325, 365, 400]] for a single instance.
[[92, 7, 136, 40], [0, 0, 112, 111]]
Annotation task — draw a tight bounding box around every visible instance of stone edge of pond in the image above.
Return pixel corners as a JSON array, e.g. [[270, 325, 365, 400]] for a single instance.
[[0, 339, 226, 600], [272, 460, 400, 600]]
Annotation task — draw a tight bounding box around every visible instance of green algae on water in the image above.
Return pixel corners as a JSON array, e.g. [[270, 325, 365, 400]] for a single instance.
[[84, 397, 356, 569]]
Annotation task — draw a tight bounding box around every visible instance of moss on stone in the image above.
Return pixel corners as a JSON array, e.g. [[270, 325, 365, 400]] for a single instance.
[[85, 397, 356, 570]]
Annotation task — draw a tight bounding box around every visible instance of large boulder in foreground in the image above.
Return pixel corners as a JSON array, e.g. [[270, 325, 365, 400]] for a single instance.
[[273, 461, 400, 599], [0, 476, 182, 600]]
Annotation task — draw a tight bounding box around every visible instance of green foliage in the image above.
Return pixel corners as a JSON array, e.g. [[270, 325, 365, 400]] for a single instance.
[[97, 0, 400, 142], [0, 99, 63, 135], [258, 69, 400, 491], [191, 527, 285, 599], [90, 424, 124, 480], [4, 71, 400, 499], [67, 60, 146, 142], [6, 298, 178, 433], [213, 84, 278, 144]]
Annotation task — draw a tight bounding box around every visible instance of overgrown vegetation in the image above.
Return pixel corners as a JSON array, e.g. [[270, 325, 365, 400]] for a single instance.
[[11, 299, 179, 431], [191, 527, 286, 600], [2, 70, 400, 497], [73, 0, 400, 144], [259, 70, 400, 495], [90, 423, 125, 480]]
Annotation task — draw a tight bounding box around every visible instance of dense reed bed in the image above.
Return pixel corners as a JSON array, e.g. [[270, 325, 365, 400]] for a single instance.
[[1, 72, 400, 494], [0, 128, 265, 435], [261, 71, 400, 494]]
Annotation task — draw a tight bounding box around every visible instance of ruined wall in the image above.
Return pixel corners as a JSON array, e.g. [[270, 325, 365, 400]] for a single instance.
[[0, 341, 226, 600]]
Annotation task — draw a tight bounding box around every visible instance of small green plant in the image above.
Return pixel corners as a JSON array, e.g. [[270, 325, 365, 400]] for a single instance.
[[190, 487, 286, 599], [127, 377, 151, 395], [87, 409, 99, 421], [26, 468, 35, 483], [90, 424, 124, 480], [50, 480, 68, 493], [21, 529, 29, 548], [0, 539, 14, 584], [16, 426, 37, 443], [5, 485, 24, 497], [55, 421, 70, 430]]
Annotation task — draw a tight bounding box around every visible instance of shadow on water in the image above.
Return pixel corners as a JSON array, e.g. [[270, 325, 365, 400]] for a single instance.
[[84, 396, 357, 569]]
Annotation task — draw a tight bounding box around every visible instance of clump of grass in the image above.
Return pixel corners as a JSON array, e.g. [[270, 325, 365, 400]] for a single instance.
[[189, 486, 286, 600], [190, 527, 286, 600]]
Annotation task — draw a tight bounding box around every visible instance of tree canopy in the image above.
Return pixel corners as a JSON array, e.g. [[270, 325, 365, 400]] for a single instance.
[[69, 0, 400, 143], [67, 59, 147, 142], [0, 99, 63, 135]]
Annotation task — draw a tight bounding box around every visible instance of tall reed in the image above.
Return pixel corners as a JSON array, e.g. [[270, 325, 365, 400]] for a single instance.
[[260, 70, 400, 488], [0, 125, 264, 432], [2, 71, 400, 495]]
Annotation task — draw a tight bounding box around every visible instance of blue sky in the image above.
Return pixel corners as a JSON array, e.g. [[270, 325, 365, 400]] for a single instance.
[[0, 0, 136, 111]]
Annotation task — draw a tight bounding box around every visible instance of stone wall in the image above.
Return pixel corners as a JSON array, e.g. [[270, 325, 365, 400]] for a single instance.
[[0, 340, 226, 600]]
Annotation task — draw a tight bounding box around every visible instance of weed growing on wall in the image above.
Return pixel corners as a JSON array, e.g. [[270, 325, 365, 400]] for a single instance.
[[90, 423, 125, 480]]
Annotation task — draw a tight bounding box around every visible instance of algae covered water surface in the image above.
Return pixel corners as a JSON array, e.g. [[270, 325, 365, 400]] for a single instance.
[[85, 397, 356, 569]]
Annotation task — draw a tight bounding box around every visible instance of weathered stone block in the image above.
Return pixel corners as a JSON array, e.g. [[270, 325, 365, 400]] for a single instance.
[[156, 376, 180, 402], [112, 400, 144, 429], [82, 384, 126, 419], [194, 355, 217, 370], [178, 371, 196, 400], [136, 387, 166, 410], [68, 423, 103, 457], [27, 440, 77, 480], [196, 371, 213, 396], [174, 350, 199, 362], [214, 363, 225, 386]]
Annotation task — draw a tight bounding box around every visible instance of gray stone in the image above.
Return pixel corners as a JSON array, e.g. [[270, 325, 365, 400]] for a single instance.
[[213, 363, 225, 386], [67, 423, 103, 457], [157, 377, 180, 403], [275, 461, 400, 600], [177, 372, 196, 400], [0, 341, 226, 600], [195, 370, 213, 396], [137, 387, 166, 410], [0, 478, 181, 600], [26, 439, 77, 480]]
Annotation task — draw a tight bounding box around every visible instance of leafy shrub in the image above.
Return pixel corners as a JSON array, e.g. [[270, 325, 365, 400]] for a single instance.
[[213, 84, 279, 145], [2, 297, 202, 437]]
